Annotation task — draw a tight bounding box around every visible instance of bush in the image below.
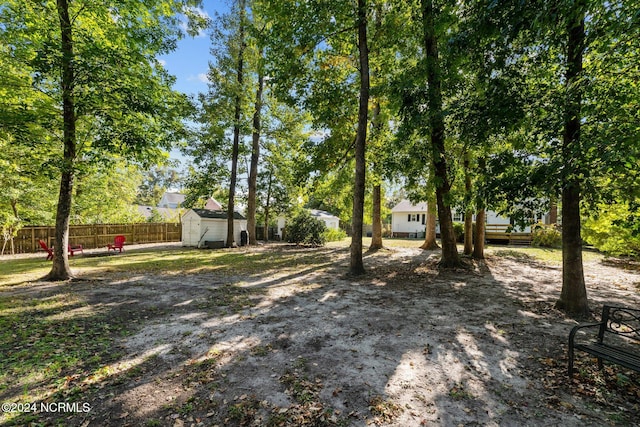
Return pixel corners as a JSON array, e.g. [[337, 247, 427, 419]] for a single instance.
[[531, 224, 562, 248], [285, 211, 327, 246], [582, 204, 640, 257], [452, 222, 464, 243], [324, 228, 347, 242]]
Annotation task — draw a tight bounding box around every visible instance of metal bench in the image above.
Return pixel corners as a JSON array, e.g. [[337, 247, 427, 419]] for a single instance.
[[568, 305, 640, 377]]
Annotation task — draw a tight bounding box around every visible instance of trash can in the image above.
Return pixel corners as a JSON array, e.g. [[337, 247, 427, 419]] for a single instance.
[[240, 230, 248, 246]]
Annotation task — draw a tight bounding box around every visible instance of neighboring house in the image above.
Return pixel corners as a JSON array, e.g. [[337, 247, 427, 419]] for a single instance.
[[181, 208, 247, 248], [275, 209, 341, 240], [309, 209, 340, 230], [158, 192, 186, 209], [391, 199, 549, 239], [205, 197, 222, 210], [391, 200, 428, 238], [137, 205, 182, 222]]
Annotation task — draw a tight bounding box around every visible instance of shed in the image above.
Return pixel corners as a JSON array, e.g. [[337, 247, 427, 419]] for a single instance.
[[181, 209, 247, 247]]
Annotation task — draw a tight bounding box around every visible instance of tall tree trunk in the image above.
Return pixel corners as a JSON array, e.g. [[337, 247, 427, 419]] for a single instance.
[[421, 0, 459, 267], [549, 198, 558, 224], [463, 149, 473, 255], [349, 0, 369, 275], [247, 64, 264, 246], [264, 169, 272, 242], [227, 0, 246, 248], [473, 156, 487, 259], [46, 0, 75, 281], [369, 102, 383, 251], [556, 0, 588, 317], [473, 208, 485, 259], [370, 184, 383, 250], [420, 198, 439, 250]]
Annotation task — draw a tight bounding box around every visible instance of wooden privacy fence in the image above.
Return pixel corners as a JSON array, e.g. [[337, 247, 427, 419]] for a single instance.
[[10, 223, 182, 255]]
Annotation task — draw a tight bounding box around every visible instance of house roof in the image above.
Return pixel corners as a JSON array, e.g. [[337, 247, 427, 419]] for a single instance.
[[205, 197, 222, 210], [188, 208, 246, 220], [160, 192, 186, 205], [309, 209, 340, 220], [391, 199, 428, 212]]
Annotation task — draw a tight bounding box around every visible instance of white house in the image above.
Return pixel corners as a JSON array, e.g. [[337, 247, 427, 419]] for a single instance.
[[158, 192, 186, 209], [391, 199, 547, 238], [181, 209, 247, 248], [309, 209, 340, 230], [391, 200, 428, 238]]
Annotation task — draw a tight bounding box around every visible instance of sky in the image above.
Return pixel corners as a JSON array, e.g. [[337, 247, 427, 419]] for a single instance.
[[158, 1, 230, 169], [159, 1, 229, 97]]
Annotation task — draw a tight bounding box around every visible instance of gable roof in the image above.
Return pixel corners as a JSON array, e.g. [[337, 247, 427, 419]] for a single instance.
[[205, 197, 222, 210], [391, 199, 427, 212], [188, 208, 246, 220], [159, 192, 186, 206]]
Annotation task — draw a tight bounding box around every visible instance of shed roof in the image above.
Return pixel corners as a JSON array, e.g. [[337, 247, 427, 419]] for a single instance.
[[188, 208, 246, 220]]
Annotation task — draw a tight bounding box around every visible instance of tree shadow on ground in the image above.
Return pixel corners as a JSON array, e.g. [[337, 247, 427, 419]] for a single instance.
[[1, 244, 638, 426]]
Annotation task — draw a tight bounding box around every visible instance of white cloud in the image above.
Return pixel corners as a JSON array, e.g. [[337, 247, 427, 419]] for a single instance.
[[186, 73, 210, 84], [158, 59, 167, 67]]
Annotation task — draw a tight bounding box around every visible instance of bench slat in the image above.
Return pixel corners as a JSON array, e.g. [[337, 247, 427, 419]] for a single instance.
[[575, 343, 640, 372]]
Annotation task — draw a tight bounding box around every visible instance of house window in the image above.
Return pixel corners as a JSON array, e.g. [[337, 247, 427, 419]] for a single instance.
[[410, 214, 417, 222], [453, 212, 464, 222]]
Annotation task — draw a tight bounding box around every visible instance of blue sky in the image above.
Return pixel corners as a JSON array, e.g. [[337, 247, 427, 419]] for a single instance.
[[158, 1, 230, 168], [159, 1, 230, 97]]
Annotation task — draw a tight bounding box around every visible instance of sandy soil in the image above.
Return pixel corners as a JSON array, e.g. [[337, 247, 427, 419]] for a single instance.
[[4, 244, 640, 426]]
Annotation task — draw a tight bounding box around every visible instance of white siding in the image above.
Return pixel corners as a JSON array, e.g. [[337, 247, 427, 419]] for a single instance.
[[323, 219, 339, 230], [181, 209, 247, 247], [392, 211, 426, 234], [200, 220, 227, 243], [181, 211, 201, 246]]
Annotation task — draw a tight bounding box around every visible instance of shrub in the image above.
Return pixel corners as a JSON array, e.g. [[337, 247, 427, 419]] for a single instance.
[[531, 224, 561, 248], [452, 222, 464, 243], [324, 227, 347, 242], [285, 211, 327, 246], [582, 204, 640, 257]]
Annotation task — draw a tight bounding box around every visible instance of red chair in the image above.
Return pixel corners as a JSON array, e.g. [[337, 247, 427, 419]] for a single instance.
[[39, 240, 54, 260], [39, 239, 82, 260], [69, 244, 83, 256], [108, 235, 126, 253]]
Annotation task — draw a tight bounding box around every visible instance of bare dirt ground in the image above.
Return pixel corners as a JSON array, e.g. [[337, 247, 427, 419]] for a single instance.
[[3, 244, 640, 426]]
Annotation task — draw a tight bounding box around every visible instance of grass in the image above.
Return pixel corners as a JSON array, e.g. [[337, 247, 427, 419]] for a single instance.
[[0, 239, 607, 288], [0, 292, 131, 424], [0, 245, 341, 288]]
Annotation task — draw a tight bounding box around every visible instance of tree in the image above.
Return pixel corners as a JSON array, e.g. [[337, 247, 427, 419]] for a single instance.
[[246, 59, 264, 245], [136, 166, 183, 206], [226, 0, 249, 248], [555, 0, 589, 316], [420, 0, 460, 267], [350, 0, 370, 274], [2, 0, 199, 279]]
